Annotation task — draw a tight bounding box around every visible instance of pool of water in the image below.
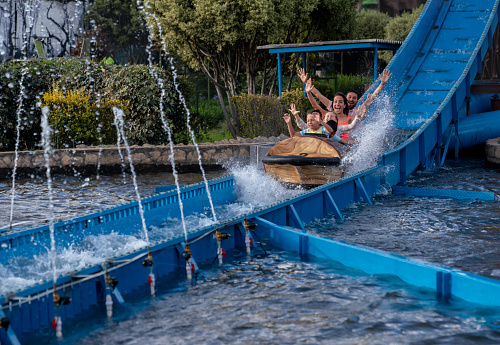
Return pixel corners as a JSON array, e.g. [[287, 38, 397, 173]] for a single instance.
[[29, 250, 500, 345], [0, 170, 228, 230], [306, 158, 500, 279], [0, 165, 305, 294], [4, 158, 500, 344]]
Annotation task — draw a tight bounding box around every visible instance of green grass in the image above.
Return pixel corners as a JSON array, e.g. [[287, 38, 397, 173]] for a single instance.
[[200, 121, 233, 142]]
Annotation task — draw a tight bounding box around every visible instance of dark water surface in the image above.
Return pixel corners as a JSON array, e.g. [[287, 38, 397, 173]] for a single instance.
[[4, 158, 500, 344], [0, 170, 228, 230], [307, 158, 500, 280]]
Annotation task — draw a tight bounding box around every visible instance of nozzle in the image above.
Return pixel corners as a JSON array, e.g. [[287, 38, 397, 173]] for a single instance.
[[214, 226, 231, 242], [53, 291, 71, 308], [105, 275, 119, 289], [182, 244, 192, 261], [142, 252, 154, 267], [244, 218, 257, 231]]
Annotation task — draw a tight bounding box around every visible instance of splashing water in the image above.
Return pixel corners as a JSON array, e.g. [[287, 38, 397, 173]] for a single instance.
[[229, 163, 305, 207], [343, 95, 395, 175], [40, 106, 58, 284], [113, 107, 151, 247], [142, 1, 218, 224], [139, 7, 189, 243], [0, 164, 302, 294]]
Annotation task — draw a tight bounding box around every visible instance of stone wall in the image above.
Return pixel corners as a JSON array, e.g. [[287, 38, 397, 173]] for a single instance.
[[0, 136, 287, 179]]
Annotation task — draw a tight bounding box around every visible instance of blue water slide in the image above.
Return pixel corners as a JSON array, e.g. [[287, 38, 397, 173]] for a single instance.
[[4, 2, 500, 343], [364, 0, 500, 185]]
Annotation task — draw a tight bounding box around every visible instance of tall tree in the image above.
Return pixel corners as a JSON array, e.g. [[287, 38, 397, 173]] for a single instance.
[[152, 0, 356, 138], [84, 0, 149, 63]]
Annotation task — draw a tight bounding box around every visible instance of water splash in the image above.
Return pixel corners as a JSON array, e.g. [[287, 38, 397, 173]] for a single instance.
[[343, 95, 395, 175], [7, 62, 28, 230], [142, 1, 218, 224], [40, 106, 58, 284], [139, 7, 189, 242], [113, 107, 151, 247], [228, 163, 304, 206]]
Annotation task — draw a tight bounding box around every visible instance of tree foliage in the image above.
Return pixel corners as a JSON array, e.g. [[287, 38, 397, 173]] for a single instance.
[[0, 59, 195, 151], [152, 0, 357, 138], [84, 0, 150, 63], [354, 11, 391, 40], [385, 4, 424, 42]]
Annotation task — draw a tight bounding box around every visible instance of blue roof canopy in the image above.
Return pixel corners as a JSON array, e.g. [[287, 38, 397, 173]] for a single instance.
[[257, 39, 402, 97]]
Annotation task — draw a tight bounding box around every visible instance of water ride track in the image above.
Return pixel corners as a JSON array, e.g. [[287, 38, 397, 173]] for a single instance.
[[2, 1, 500, 343]]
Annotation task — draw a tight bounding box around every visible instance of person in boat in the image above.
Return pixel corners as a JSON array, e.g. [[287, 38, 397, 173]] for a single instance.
[[290, 102, 359, 145], [284, 111, 353, 145], [297, 68, 392, 139]]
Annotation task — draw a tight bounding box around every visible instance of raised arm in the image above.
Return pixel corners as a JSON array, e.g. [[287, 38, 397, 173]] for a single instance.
[[308, 82, 331, 109], [316, 114, 333, 133], [289, 103, 307, 130], [305, 79, 327, 116], [353, 93, 375, 120], [372, 68, 392, 99], [283, 113, 300, 137], [298, 69, 332, 110]]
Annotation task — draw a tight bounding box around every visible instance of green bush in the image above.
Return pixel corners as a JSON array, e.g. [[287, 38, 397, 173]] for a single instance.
[[231, 94, 287, 138], [380, 4, 424, 63], [40, 81, 126, 148], [354, 11, 391, 40], [0, 58, 195, 152]]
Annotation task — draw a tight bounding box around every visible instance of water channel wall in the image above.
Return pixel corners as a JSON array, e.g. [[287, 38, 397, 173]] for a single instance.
[[0, 136, 286, 179]]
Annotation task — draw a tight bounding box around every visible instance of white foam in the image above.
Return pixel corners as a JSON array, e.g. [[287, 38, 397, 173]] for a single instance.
[[343, 95, 395, 175]]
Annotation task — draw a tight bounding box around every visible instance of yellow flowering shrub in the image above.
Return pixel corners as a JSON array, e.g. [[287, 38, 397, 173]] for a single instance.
[[40, 81, 128, 148]]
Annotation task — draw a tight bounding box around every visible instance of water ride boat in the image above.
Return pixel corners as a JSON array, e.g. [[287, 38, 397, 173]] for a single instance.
[[262, 136, 347, 186]]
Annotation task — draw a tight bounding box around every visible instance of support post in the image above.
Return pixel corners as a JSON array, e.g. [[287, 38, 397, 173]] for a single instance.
[[278, 53, 283, 97]]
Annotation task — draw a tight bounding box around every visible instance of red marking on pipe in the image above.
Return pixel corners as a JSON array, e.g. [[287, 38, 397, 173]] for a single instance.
[[52, 318, 57, 330], [148, 275, 152, 286], [250, 238, 253, 246], [191, 263, 195, 273], [222, 248, 226, 258]]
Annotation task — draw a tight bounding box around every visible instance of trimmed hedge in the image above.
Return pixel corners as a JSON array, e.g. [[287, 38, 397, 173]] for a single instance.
[[231, 89, 312, 138], [0, 58, 195, 152]]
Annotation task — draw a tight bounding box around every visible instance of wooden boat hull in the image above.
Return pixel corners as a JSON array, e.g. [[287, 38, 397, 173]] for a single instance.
[[262, 136, 345, 186]]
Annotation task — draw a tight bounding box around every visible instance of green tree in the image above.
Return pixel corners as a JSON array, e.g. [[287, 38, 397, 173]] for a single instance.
[[354, 11, 391, 39], [84, 0, 150, 63], [152, 0, 357, 138], [385, 4, 424, 41], [380, 4, 424, 63]]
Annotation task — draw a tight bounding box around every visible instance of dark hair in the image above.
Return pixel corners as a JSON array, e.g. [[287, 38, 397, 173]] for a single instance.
[[334, 92, 349, 116], [326, 120, 338, 133], [307, 108, 320, 115], [347, 90, 358, 97]]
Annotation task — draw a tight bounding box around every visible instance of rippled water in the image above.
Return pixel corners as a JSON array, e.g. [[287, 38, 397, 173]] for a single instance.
[[0, 164, 305, 294], [0, 170, 227, 230], [3, 158, 500, 344], [307, 158, 500, 279], [29, 251, 500, 345]]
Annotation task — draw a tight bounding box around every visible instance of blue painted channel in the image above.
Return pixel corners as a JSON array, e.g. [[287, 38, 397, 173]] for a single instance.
[[3, 0, 500, 343]]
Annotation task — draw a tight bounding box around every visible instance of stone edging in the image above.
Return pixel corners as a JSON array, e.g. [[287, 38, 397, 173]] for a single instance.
[[486, 137, 500, 167], [0, 135, 289, 179]]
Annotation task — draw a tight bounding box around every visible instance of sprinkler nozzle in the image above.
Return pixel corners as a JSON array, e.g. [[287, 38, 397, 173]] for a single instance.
[[142, 252, 154, 267], [244, 219, 257, 231], [182, 244, 192, 261], [53, 292, 71, 307], [214, 226, 230, 242], [105, 275, 119, 289]]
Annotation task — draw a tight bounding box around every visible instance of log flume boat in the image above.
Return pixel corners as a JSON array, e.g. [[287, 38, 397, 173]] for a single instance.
[[262, 135, 347, 187]]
